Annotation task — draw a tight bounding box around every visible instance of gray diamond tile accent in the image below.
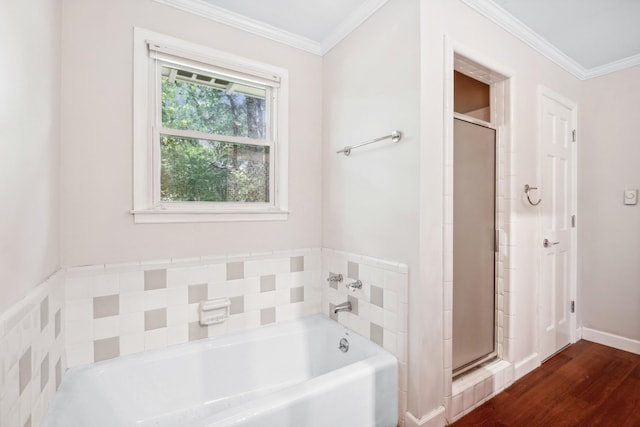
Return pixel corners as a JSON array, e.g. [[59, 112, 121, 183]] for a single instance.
[[290, 287, 304, 303], [94, 337, 120, 362], [261, 307, 276, 325], [348, 262, 359, 280], [144, 269, 166, 290], [290, 256, 304, 272], [226, 262, 244, 280], [145, 308, 167, 331], [93, 294, 119, 319], [370, 323, 383, 347]]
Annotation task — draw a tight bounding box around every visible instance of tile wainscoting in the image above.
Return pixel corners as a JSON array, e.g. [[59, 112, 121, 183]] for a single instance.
[[322, 248, 409, 427], [0, 247, 410, 426], [0, 271, 66, 427], [64, 249, 322, 367]]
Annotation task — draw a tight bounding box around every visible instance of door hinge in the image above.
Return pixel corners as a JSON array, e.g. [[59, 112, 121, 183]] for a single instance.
[[570, 300, 575, 313], [572, 129, 577, 142], [571, 214, 576, 228]]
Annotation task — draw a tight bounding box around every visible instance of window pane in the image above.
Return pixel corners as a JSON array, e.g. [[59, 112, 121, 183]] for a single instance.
[[160, 135, 270, 203], [161, 65, 267, 139]]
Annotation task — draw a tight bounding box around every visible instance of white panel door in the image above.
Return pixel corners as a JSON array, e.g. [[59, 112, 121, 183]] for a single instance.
[[539, 90, 576, 361]]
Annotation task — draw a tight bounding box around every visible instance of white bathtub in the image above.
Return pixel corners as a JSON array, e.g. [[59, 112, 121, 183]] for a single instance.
[[44, 315, 398, 427]]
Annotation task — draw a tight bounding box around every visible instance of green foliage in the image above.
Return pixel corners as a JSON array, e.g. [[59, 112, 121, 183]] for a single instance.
[[160, 136, 229, 202], [227, 146, 270, 202], [160, 71, 269, 203]]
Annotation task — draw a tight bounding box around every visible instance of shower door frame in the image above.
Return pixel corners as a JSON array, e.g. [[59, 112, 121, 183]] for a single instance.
[[451, 113, 499, 377]]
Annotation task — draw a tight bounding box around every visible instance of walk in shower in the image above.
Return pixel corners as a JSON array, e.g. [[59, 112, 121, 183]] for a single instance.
[[452, 71, 497, 376]]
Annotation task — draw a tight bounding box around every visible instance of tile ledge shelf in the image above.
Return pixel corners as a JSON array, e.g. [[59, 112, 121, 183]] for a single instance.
[[322, 248, 409, 274], [64, 248, 323, 276], [64, 247, 408, 276]]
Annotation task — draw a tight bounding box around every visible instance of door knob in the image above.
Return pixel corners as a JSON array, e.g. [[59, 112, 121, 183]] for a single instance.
[[543, 238, 559, 248]]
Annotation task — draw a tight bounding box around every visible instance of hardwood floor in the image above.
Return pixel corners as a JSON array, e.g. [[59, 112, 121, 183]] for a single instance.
[[450, 340, 640, 426]]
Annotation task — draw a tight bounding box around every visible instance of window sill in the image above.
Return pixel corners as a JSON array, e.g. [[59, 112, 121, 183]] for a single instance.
[[131, 208, 290, 224]]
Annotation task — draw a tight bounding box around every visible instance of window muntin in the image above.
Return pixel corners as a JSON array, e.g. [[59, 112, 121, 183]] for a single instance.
[[155, 62, 273, 204]]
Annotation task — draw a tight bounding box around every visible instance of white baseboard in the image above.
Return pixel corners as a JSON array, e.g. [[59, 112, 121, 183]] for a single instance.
[[513, 353, 540, 381], [582, 328, 640, 355], [405, 406, 446, 427], [576, 327, 583, 340]]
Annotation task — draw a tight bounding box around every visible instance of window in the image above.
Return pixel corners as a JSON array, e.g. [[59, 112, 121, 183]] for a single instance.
[[133, 29, 289, 223]]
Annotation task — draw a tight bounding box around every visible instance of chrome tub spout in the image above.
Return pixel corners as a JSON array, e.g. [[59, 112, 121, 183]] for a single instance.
[[333, 301, 352, 314]]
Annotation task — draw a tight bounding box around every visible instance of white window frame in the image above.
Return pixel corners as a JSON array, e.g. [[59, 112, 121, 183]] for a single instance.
[[132, 28, 289, 223]]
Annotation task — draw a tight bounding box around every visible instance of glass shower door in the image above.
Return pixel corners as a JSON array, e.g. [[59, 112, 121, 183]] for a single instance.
[[452, 117, 497, 375]]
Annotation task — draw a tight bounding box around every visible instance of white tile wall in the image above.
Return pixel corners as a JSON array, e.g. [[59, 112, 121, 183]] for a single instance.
[[1, 247, 408, 426], [321, 248, 409, 427], [0, 271, 66, 427], [64, 249, 322, 368]]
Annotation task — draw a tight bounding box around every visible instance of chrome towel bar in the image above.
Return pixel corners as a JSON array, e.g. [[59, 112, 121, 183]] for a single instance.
[[336, 130, 402, 156]]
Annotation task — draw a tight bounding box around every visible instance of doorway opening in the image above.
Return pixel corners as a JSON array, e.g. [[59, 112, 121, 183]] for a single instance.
[[452, 69, 498, 377]]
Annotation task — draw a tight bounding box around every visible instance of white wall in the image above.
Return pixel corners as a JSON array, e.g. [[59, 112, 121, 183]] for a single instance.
[[60, 0, 323, 267], [322, 2, 420, 279], [580, 66, 640, 342], [322, 0, 423, 417], [0, 0, 61, 314]]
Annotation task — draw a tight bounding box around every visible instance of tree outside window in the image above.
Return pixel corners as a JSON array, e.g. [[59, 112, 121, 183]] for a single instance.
[[159, 64, 270, 203]]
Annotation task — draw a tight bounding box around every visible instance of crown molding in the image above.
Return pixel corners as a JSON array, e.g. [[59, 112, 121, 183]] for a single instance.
[[153, 0, 323, 55], [154, 0, 390, 57], [321, 0, 390, 55], [461, 0, 640, 80], [583, 52, 640, 79], [154, 0, 638, 77], [460, 0, 589, 80]]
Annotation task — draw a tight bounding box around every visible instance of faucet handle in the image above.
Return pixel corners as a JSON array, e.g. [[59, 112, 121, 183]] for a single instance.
[[326, 273, 343, 283], [345, 280, 362, 291]]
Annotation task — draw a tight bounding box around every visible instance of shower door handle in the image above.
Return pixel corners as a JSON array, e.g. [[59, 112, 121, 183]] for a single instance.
[[543, 238, 559, 248]]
